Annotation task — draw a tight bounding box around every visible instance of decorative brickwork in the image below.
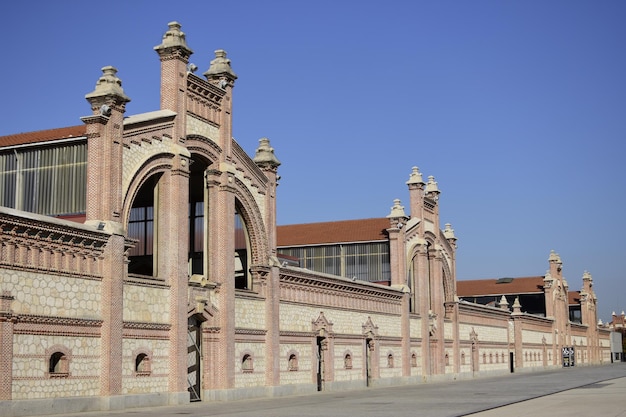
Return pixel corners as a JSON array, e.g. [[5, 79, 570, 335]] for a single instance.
[[0, 21, 613, 417]]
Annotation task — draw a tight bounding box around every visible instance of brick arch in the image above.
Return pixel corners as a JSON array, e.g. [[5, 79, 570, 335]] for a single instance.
[[232, 177, 269, 267], [185, 134, 222, 164], [122, 154, 173, 226]]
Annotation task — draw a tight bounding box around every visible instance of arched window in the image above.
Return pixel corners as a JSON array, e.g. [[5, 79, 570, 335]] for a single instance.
[[445, 353, 450, 366], [489, 353, 493, 364], [49, 351, 69, 376], [387, 353, 394, 368], [482, 353, 487, 364], [411, 353, 418, 368], [242, 354, 253, 373], [128, 175, 159, 276], [234, 205, 251, 290], [135, 352, 151, 376], [461, 352, 466, 365], [344, 353, 353, 370], [288, 354, 298, 371]]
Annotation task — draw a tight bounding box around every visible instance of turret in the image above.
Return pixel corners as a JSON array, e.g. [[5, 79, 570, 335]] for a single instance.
[[204, 49, 237, 158], [82, 66, 131, 227], [386, 199, 409, 287], [406, 166, 425, 219], [154, 21, 193, 116]]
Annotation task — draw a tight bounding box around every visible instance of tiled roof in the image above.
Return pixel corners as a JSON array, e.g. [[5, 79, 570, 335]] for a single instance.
[[0, 125, 86, 147], [457, 276, 545, 297], [277, 218, 390, 247], [568, 291, 581, 305]]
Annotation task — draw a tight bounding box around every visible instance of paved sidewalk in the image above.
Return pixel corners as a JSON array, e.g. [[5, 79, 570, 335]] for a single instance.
[[469, 376, 626, 417], [60, 363, 626, 417]]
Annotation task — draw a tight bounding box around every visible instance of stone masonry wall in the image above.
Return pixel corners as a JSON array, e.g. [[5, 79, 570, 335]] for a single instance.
[[12, 334, 100, 399], [123, 284, 170, 324], [0, 267, 101, 318]]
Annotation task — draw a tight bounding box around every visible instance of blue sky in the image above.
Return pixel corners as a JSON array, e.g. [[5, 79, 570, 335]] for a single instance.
[[1, 1, 625, 322]]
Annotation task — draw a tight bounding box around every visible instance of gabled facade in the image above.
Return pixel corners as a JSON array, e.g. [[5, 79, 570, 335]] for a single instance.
[[0, 21, 613, 417]]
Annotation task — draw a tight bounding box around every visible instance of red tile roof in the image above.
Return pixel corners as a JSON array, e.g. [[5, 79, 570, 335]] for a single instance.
[[568, 291, 581, 305], [0, 125, 86, 147], [457, 276, 545, 297], [277, 218, 390, 246]]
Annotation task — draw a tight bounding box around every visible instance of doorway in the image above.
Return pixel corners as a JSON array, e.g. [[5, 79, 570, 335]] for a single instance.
[[187, 316, 202, 401]]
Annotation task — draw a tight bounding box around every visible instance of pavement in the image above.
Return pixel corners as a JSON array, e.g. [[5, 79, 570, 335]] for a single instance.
[[61, 363, 626, 417]]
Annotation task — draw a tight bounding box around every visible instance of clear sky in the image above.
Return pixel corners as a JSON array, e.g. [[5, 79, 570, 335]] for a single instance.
[[1, 1, 625, 322]]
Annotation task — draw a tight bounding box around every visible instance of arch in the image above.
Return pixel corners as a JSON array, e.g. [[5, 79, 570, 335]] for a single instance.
[[122, 154, 175, 226], [232, 178, 269, 269], [387, 353, 394, 368], [46, 345, 71, 377], [288, 352, 299, 371], [343, 352, 353, 370], [126, 173, 162, 276], [241, 353, 254, 373], [411, 352, 418, 368], [133, 348, 153, 376]]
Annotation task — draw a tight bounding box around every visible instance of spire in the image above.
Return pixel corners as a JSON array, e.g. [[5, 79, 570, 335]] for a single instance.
[[154, 21, 193, 59], [512, 297, 522, 315], [406, 166, 425, 186], [425, 175, 440, 196], [253, 138, 281, 170], [548, 250, 562, 265], [443, 223, 456, 241], [387, 199, 407, 219], [204, 49, 238, 86], [85, 66, 130, 106], [499, 295, 509, 311]]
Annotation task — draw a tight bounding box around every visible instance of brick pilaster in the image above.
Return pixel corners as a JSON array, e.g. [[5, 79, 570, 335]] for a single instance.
[[0, 291, 15, 400]]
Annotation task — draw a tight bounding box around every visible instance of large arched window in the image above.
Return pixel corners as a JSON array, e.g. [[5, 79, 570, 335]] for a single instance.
[[128, 175, 160, 276], [188, 157, 208, 276], [234, 204, 251, 290]]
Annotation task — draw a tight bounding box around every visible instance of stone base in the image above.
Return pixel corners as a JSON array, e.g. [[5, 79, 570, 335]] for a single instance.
[[0, 392, 189, 417]]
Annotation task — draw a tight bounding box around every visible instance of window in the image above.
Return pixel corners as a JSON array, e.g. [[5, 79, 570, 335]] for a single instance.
[[128, 177, 158, 276], [49, 351, 69, 377], [387, 353, 394, 368], [288, 354, 298, 371], [411, 353, 417, 368], [235, 207, 251, 290], [279, 242, 391, 283], [0, 142, 87, 215], [445, 353, 450, 366], [242, 354, 253, 373], [189, 201, 204, 275], [135, 353, 151, 376], [344, 353, 352, 370]]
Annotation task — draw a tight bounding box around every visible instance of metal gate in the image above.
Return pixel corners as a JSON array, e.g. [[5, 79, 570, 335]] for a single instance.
[[187, 317, 202, 402]]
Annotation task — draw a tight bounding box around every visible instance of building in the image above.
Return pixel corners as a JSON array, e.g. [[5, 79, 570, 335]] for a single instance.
[[0, 21, 612, 417], [457, 274, 583, 323], [608, 312, 626, 362]]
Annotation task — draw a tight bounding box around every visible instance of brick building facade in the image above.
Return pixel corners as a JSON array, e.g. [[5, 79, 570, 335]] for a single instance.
[[0, 22, 612, 417]]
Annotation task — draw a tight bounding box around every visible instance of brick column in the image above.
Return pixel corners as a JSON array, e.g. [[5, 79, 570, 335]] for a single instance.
[[99, 233, 125, 397], [0, 291, 15, 400], [206, 168, 236, 389], [158, 158, 190, 398], [253, 138, 281, 387]]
